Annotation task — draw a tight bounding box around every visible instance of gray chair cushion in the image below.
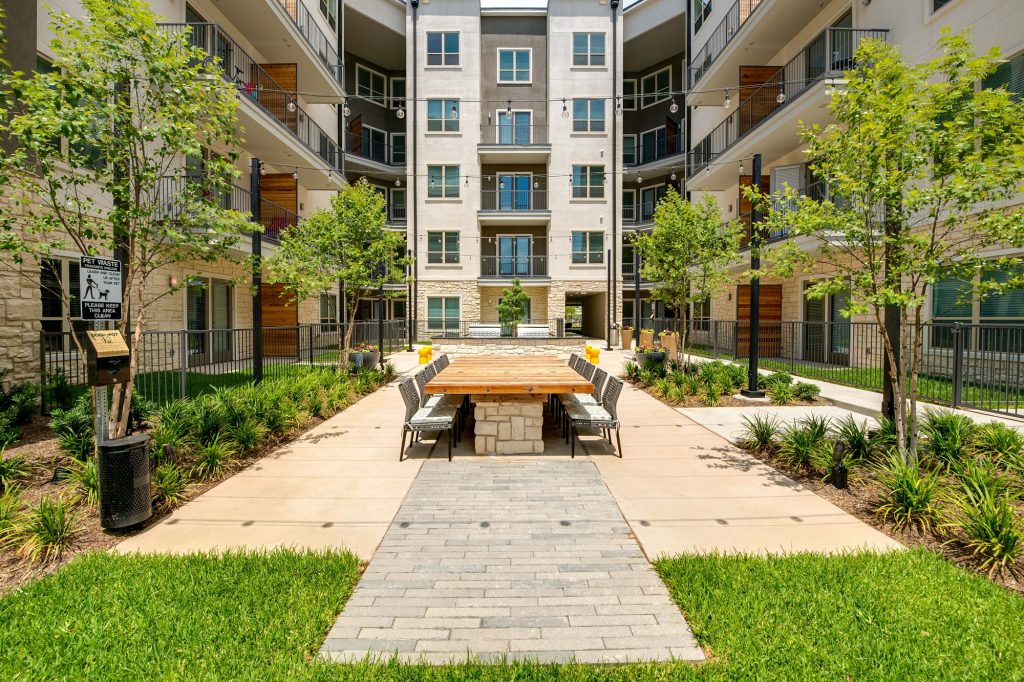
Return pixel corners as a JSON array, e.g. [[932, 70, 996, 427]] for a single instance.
[[565, 401, 615, 425], [409, 402, 458, 428]]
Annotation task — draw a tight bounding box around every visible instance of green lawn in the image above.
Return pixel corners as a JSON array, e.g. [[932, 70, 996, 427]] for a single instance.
[[1, 548, 1022, 680]]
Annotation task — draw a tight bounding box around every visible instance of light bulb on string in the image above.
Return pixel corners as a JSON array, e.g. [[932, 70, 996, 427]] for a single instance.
[[395, 178, 401, 187], [464, 176, 469, 187], [723, 91, 731, 109], [669, 97, 678, 114], [615, 97, 623, 116], [342, 100, 351, 117], [561, 99, 569, 119], [396, 103, 405, 119], [450, 103, 459, 120], [670, 171, 677, 181], [705, 166, 710, 177], [292, 168, 299, 180], [636, 176, 643, 185], [776, 83, 786, 104], [287, 99, 297, 113], [739, 159, 744, 174], [506, 99, 512, 118]]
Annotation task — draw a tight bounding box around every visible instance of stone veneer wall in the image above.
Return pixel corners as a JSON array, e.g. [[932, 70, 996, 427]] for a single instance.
[[479, 285, 549, 323]]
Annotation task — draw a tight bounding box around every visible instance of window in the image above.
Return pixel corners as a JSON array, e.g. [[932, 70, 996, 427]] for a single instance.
[[40, 258, 85, 352], [497, 111, 532, 144], [390, 77, 406, 109], [427, 32, 459, 66], [571, 165, 605, 199], [427, 297, 460, 331], [932, 0, 953, 12], [426, 99, 460, 132], [690, 299, 711, 332], [572, 33, 606, 67], [320, 0, 338, 31], [427, 165, 460, 198], [571, 231, 604, 264], [186, 277, 233, 361], [572, 99, 605, 132], [361, 126, 387, 162], [623, 134, 637, 165], [427, 231, 460, 264], [693, 0, 712, 32], [391, 133, 406, 164], [622, 79, 637, 111], [983, 50, 1023, 102], [932, 270, 1024, 351], [356, 65, 386, 107], [640, 127, 667, 163], [622, 189, 637, 221], [320, 294, 338, 325], [389, 188, 407, 221], [498, 48, 531, 83], [641, 66, 671, 108]]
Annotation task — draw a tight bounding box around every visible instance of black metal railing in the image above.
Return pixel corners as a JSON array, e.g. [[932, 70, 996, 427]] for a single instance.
[[689, 0, 767, 87], [388, 205, 408, 224], [344, 131, 405, 166], [623, 201, 659, 226], [627, 132, 685, 167], [621, 261, 654, 284], [275, 0, 344, 87], [479, 124, 550, 146], [480, 189, 549, 212], [628, 318, 1024, 418], [40, 321, 406, 410], [154, 176, 299, 241], [689, 27, 889, 177], [161, 23, 341, 170], [479, 256, 548, 279], [427, 318, 572, 339]]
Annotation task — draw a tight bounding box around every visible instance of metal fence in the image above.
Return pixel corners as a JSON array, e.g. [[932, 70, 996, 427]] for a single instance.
[[427, 318, 571, 339], [628, 318, 1024, 418], [40, 321, 407, 411]]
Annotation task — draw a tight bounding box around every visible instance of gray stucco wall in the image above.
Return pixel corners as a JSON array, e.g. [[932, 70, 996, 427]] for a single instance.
[[480, 16, 548, 135]]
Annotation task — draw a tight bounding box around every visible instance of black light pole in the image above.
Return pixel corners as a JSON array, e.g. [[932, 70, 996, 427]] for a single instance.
[[378, 280, 385, 370], [607, 0, 620, 351], [250, 157, 264, 385], [605, 248, 613, 349], [633, 247, 641, 335], [741, 153, 764, 398]]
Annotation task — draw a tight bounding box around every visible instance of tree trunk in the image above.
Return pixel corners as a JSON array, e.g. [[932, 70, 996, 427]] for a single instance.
[[341, 296, 360, 369]]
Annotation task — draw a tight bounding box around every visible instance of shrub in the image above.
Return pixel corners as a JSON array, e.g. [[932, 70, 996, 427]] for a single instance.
[[760, 371, 792, 390], [129, 394, 157, 432], [875, 453, 942, 533], [701, 382, 723, 407], [0, 409, 18, 448], [793, 382, 820, 402], [149, 418, 192, 466], [151, 463, 188, 510], [921, 410, 977, 472], [652, 378, 673, 402], [623, 361, 640, 382], [834, 414, 872, 462], [0, 369, 39, 426], [49, 394, 94, 461], [228, 419, 268, 454], [0, 448, 32, 492], [682, 373, 703, 397], [67, 458, 100, 506], [191, 434, 238, 481], [42, 369, 80, 411], [0, 488, 21, 550], [188, 394, 228, 446], [778, 419, 831, 470], [739, 414, 782, 453], [945, 478, 1023, 576], [871, 415, 899, 454], [955, 458, 1015, 500], [767, 382, 795, 406], [973, 422, 1024, 470], [13, 494, 80, 564]]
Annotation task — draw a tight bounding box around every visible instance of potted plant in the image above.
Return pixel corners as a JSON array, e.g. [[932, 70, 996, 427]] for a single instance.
[[639, 328, 655, 347], [635, 343, 666, 366], [361, 343, 381, 369], [659, 329, 678, 356], [620, 325, 634, 349], [497, 278, 529, 338]]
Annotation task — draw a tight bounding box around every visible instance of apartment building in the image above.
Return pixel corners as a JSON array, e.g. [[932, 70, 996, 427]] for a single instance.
[[683, 0, 1024, 358]]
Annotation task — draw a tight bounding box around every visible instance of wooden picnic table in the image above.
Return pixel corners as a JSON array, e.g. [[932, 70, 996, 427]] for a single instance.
[[424, 355, 594, 455]]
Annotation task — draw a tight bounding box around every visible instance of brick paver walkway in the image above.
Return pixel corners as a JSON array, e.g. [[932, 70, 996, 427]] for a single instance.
[[320, 459, 704, 664]]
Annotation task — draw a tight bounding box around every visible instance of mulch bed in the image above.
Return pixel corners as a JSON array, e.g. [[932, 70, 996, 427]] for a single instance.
[[633, 383, 832, 408]]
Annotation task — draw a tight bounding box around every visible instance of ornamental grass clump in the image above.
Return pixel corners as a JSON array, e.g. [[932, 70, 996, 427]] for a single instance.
[[921, 410, 976, 472], [13, 494, 80, 565], [67, 458, 99, 506], [191, 434, 238, 481], [778, 417, 832, 471], [973, 422, 1024, 471], [875, 452, 942, 533], [833, 414, 872, 462], [944, 478, 1023, 577], [0, 448, 31, 493], [151, 463, 188, 510], [739, 414, 782, 454]]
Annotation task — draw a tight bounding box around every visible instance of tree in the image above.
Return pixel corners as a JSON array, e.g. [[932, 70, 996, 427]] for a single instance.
[[634, 190, 742, 362], [266, 179, 408, 368], [0, 0, 251, 439], [496, 278, 530, 336], [753, 31, 1024, 463]]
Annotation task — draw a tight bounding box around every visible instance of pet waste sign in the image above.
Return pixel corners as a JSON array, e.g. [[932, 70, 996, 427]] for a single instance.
[[79, 256, 123, 321]]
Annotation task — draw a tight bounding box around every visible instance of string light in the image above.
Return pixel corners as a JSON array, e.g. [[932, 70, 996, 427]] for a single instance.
[[723, 90, 731, 109], [615, 96, 622, 116], [292, 168, 299, 180], [739, 159, 744, 174], [669, 97, 678, 114], [395, 178, 401, 187], [450, 102, 459, 120], [506, 99, 512, 118], [286, 99, 297, 113], [670, 171, 676, 181], [561, 98, 569, 119], [342, 100, 351, 117], [396, 102, 405, 119], [776, 83, 786, 104]]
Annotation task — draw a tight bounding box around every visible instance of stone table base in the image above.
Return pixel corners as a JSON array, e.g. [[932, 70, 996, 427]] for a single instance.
[[472, 394, 546, 455]]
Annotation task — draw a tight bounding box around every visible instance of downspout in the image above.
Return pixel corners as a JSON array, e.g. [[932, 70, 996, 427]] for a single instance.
[[609, 0, 619, 349], [410, 0, 419, 347]]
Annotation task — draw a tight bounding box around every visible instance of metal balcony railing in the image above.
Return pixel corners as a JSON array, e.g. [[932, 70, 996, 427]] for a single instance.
[[689, 0, 767, 87], [623, 202, 658, 226], [344, 131, 406, 166], [154, 175, 299, 241], [689, 27, 889, 178], [480, 256, 548, 278], [388, 205, 407, 224], [627, 132, 685, 167], [275, 0, 344, 88], [160, 23, 341, 171], [479, 190, 549, 212], [479, 124, 550, 146]]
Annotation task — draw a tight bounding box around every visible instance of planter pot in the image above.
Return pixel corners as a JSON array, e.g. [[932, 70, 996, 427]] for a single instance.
[[660, 335, 678, 356], [500, 324, 517, 338], [636, 351, 666, 365], [98, 433, 152, 530], [620, 329, 634, 350], [350, 352, 365, 369], [639, 331, 655, 347], [364, 351, 381, 368], [831, 464, 849, 489]]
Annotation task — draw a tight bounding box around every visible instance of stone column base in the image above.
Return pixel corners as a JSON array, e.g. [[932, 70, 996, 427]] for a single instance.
[[472, 394, 545, 455]]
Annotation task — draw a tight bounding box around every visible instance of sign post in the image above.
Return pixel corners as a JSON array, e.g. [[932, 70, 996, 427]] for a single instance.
[[80, 256, 123, 445]]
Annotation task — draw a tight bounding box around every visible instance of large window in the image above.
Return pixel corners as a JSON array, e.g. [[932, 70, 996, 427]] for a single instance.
[[983, 50, 1023, 101], [320, 293, 338, 325], [623, 134, 637, 165], [572, 33, 606, 67], [693, 0, 712, 32], [320, 0, 338, 31], [498, 48, 531, 83], [389, 188, 407, 221], [932, 270, 1024, 351], [427, 231, 460, 264], [427, 32, 460, 66], [391, 133, 406, 164], [641, 66, 671, 109], [427, 99, 460, 132], [390, 77, 406, 109], [622, 79, 637, 111], [427, 297, 460, 331], [40, 258, 84, 352], [571, 231, 604, 264], [572, 99, 605, 132], [571, 165, 605, 199], [640, 127, 667, 163], [427, 165, 460, 198], [932, 0, 954, 12], [356, 65, 386, 107]]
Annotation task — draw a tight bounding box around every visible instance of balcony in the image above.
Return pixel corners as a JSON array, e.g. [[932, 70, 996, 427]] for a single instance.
[[161, 23, 342, 188], [625, 130, 685, 173], [622, 201, 658, 229], [621, 261, 653, 286], [155, 176, 299, 244], [688, 27, 889, 186], [733, 178, 832, 248], [344, 131, 406, 175], [480, 256, 549, 280], [387, 204, 407, 228], [202, 0, 344, 100], [478, 189, 551, 225], [689, 0, 767, 90], [478, 124, 551, 164]]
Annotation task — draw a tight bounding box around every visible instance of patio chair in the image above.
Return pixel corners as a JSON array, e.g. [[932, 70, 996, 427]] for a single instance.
[[399, 378, 458, 462], [435, 353, 450, 370], [579, 361, 596, 382], [564, 376, 624, 458], [569, 354, 584, 373], [556, 367, 608, 426], [414, 369, 465, 430]]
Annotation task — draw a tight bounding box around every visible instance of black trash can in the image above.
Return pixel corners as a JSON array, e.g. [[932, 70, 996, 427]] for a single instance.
[[98, 433, 152, 530]]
